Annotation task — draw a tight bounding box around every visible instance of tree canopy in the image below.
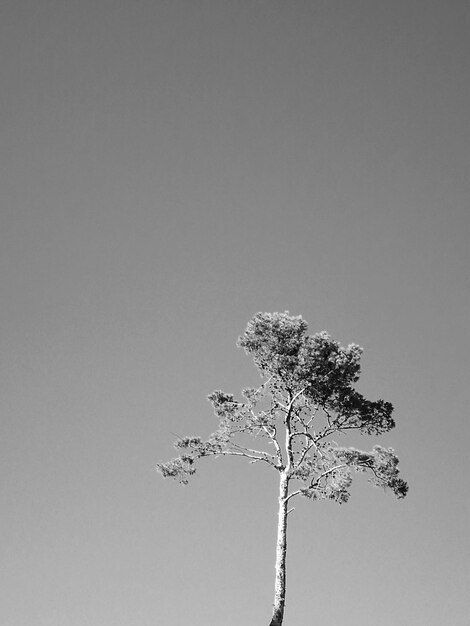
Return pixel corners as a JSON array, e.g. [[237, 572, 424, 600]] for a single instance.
[[157, 312, 408, 502]]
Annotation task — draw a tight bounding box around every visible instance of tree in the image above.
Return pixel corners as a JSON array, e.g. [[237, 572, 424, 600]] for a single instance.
[[157, 312, 408, 625]]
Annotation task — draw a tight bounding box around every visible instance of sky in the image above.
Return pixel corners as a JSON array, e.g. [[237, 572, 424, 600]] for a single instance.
[[1, 1, 469, 625]]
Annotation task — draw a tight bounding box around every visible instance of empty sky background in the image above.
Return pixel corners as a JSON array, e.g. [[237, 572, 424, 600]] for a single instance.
[[1, 1, 469, 625]]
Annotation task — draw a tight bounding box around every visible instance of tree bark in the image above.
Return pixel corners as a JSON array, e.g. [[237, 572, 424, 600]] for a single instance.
[[269, 471, 289, 626]]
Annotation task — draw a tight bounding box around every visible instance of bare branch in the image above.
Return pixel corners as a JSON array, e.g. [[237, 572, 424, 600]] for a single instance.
[[305, 463, 348, 493], [284, 406, 294, 472], [218, 449, 277, 467], [286, 489, 303, 502], [227, 442, 279, 468], [323, 406, 333, 429], [293, 440, 314, 470], [304, 403, 319, 428], [263, 423, 284, 467], [289, 431, 324, 470], [286, 463, 349, 502], [287, 386, 308, 412]]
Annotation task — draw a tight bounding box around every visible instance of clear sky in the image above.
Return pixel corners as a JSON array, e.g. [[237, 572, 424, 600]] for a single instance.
[[1, 1, 469, 625]]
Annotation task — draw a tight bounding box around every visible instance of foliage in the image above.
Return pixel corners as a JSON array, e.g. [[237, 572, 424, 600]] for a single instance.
[[157, 312, 408, 501]]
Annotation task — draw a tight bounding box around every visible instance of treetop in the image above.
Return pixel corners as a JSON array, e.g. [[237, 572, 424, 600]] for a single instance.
[[157, 311, 408, 501]]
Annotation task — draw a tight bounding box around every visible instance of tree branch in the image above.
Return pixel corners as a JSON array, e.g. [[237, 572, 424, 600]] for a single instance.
[[225, 443, 278, 467], [263, 424, 284, 467], [286, 463, 349, 502], [293, 440, 314, 470], [289, 431, 324, 470], [285, 399, 294, 472], [217, 450, 276, 466], [287, 387, 308, 413]]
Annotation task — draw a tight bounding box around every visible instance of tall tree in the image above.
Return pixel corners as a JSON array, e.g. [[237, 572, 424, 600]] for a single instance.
[[157, 312, 408, 625]]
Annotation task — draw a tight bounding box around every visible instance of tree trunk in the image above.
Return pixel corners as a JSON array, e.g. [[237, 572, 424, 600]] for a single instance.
[[269, 471, 289, 626]]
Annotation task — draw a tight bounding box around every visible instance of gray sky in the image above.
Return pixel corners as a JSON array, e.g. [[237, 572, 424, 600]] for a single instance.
[[1, 1, 469, 625]]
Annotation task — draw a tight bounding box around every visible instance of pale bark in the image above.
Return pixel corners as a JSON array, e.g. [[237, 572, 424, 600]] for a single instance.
[[269, 471, 289, 626]]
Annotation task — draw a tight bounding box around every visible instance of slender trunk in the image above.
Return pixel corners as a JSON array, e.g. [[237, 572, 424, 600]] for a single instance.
[[269, 471, 289, 626]]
